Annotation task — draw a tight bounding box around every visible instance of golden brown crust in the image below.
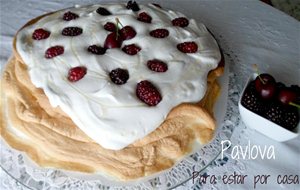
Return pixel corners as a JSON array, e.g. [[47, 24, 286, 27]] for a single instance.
[[1, 11, 224, 181]]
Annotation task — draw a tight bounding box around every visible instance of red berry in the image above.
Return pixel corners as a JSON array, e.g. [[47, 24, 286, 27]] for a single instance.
[[147, 59, 168, 72], [96, 7, 111, 16], [120, 26, 136, 40], [104, 32, 123, 49], [172, 17, 189, 27], [87, 45, 106, 55], [137, 12, 152, 23], [104, 22, 117, 32], [278, 88, 297, 105], [254, 74, 276, 100], [136, 80, 162, 106], [149, 29, 169, 38], [260, 83, 276, 100], [45, 46, 64, 59], [122, 44, 141, 55], [32, 28, 50, 40], [63, 11, 79, 21], [62, 27, 83, 36], [68, 66, 87, 82], [177, 42, 198, 53], [109, 68, 129, 85], [255, 74, 276, 93], [126, 1, 140, 11]]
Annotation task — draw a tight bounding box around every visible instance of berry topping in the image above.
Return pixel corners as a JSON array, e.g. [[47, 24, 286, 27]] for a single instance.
[[61, 27, 83, 36], [122, 44, 141, 55], [278, 88, 297, 105], [120, 26, 136, 40], [63, 11, 79, 21], [45, 46, 64, 59], [177, 41, 198, 53], [136, 80, 162, 106], [32, 28, 50, 40], [149, 28, 169, 38], [126, 1, 140, 12], [96, 7, 111, 16], [265, 102, 299, 130], [147, 59, 168, 72], [104, 22, 117, 32], [87, 45, 107, 55], [104, 32, 123, 49], [172, 17, 189, 27], [137, 12, 152, 23], [241, 81, 265, 114], [68, 66, 87, 82], [254, 73, 276, 100], [109, 68, 129, 85]]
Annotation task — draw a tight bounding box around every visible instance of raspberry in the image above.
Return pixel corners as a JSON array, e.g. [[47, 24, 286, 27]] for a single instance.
[[149, 29, 169, 38], [109, 68, 129, 85], [32, 28, 50, 40], [137, 12, 152, 23], [126, 1, 140, 12], [61, 27, 83, 36], [96, 7, 111, 16], [136, 80, 162, 106], [45, 46, 64, 59], [147, 59, 168, 72], [63, 11, 79, 21], [177, 41, 198, 53], [68, 66, 87, 82], [172, 17, 189, 27], [241, 81, 265, 114], [104, 22, 117, 32], [122, 44, 141, 55], [87, 45, 106, 55]]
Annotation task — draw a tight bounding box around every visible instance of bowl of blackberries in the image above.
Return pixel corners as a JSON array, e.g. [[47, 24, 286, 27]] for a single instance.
[[239, 68, 299, 142]]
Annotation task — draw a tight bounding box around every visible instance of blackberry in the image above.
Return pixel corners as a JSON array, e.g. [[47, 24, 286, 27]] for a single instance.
[[149, 29, 169, 38], [147, 59, 168, 72], [282, 107, 299, 130], [96, 7, 111, 16], [126, 1, 140, 12], [137, 12, 152, 23], [61, 27, 83, 36], [109, 68, 129, 85], [241, 81, 265, 114], [63, 11, 79, 21], [172, 17, 189, 27], [87, 45, 106, 55], [136, 80, 162, 106], [265, 102, 299, 130], [122, 44, 141, 55], [32, 28, 50, 40]]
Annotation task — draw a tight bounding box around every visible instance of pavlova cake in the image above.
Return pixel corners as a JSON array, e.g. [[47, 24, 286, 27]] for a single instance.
[[0, 1, 224, 181]]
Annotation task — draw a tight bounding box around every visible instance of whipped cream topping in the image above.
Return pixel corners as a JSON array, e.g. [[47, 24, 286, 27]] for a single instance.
[[16, 3, 221, 150]]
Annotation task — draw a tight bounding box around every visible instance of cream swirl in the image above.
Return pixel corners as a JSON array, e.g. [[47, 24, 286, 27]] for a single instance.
[[16, 3, 221, 150]]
